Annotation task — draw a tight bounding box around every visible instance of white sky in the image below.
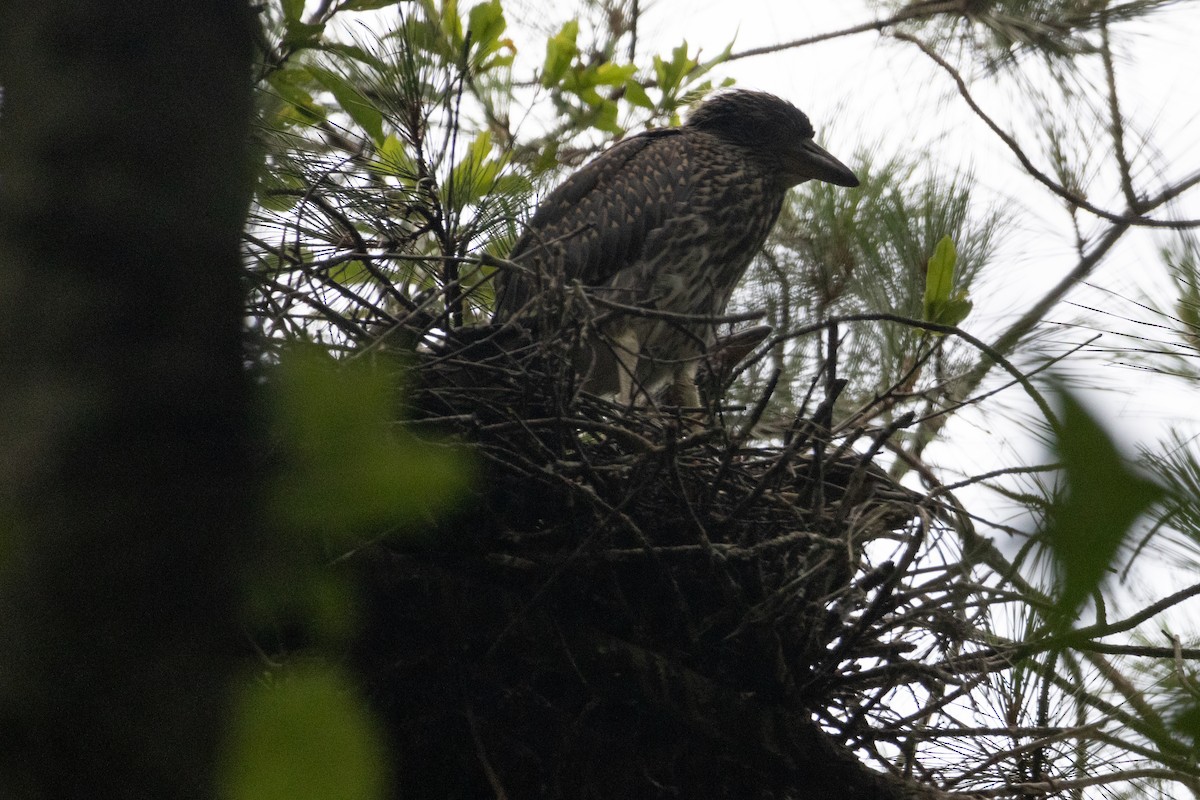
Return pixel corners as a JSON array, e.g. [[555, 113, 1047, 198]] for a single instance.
[[644, 1, 1200, 433], [324, 0, 1200, 626], [503, 0, 1200, 626], [609, 4, 1200, 729], [500, 0, 1200, 407]]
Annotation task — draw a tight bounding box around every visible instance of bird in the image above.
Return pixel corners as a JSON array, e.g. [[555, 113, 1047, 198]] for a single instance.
[[491, 89, 859, 408]]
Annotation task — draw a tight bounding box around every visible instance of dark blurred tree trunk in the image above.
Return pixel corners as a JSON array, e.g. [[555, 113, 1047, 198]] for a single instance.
[[0, 2, 254, 797]]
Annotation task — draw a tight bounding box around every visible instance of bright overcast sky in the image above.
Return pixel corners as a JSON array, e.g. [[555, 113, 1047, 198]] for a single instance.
[[320, 0, 1200, 451], [312, 0, 1200, 628], [628, 1, 1200, 630], [328, 0, 1200, 450], [638, 1, 1200, 427], [608, 0, 1200, 559]]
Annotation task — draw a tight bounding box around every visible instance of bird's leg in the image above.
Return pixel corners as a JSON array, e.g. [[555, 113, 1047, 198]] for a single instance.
[[658, 361, 712, 434], [612, 328, 642, 407], [665, 361, 702, 410]]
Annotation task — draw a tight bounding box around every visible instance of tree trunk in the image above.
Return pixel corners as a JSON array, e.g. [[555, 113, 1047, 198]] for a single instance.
[[0, 2, 254, 796]]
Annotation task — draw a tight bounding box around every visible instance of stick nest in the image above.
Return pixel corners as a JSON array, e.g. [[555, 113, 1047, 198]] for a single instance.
[[342, 324, 986, 800]]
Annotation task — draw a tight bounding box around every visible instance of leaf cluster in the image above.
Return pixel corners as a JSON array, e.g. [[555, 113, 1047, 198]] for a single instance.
[[729, 151, 1003, 432], [874, 0, 1183, 71]]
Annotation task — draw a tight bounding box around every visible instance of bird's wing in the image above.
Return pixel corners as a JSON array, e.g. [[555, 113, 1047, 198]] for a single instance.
[[493, 128, 690, 319]]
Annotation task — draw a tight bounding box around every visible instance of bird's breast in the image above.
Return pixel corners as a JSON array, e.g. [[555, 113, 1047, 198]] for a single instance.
[[625, 170, 785, 316]]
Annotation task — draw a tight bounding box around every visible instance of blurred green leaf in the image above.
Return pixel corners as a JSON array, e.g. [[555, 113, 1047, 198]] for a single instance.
[[592, 99, 621, 134], [653, 41, 697, 96], [533, 139, 560, 172], [268, 347, 471, 537], [466, 0, 511, 69], [280, 0, 304, 22], [439, 0, 464, 50], [449, 131, 506, 208], [542, 20, 579, 87], [446, 130, 529, 209], [255, 168, 307, 212], [923, 235, 956, 309], [680, 40, 732, 92], [593, 62, 637, 87], [318, 42, 387, 70], [1174, 698, 1200, 749], [374, 134, 417, 181], [221, 665, 389, 800], [283, 18, 326, 49], [1162, 236, 1200, 352], [307, 66, 386, 145], [936, 297, 973, 327], [267, 68, 326, 124], [923, 235, 973, 327], [342, 0, 403, 10], [1043, 389, 1166, 620], [243, 564, 361, 649], [493, 172, 533, 197], [329, 260, 373, 286], [623, 78, 654, 110]]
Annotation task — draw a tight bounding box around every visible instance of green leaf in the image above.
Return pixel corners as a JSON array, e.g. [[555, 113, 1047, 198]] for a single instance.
[[661, 39, 732, 100], [463, 0, 514, 72], [570, 82, 603, 105], [697, 40, 735, 79], [936, 297, 973, 327], [255, 169, 307, 212], [1162, 240, 1200, 350], [623, 79, 654, 110], [440, 0, 464, 49], [280, 0, 305, 22], [266, 68, 326, 124], [1042, 389, 1166, 621], [466, 0, 506, 59], [318, 42, 387, 70], [342, 0, 402, 9], [592, 99, 622, 135], [541, 20, 579, 87], [532, 139, 560, 172], [374, 134, 417, 181], [329, 260, 373, 286], [654, 40, 698, 95], [923, 235, 956, 314], [1173, 697, 1200, 748], [922, 235, 973, 327], [268, 347, 472, 536], [282, 18, 326, 49], [221, 665, 389, 800], [593, 63, 637, 87], [493, 172, 533, 197], [307, 66, 386, 145], [448, 131, 512, 208]]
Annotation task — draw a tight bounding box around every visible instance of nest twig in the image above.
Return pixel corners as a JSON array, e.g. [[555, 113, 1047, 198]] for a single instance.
[[339, 318, 1007, 800]]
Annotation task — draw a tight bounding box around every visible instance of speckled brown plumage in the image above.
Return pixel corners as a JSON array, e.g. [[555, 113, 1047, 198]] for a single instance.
[[493, 90, 858, 406]]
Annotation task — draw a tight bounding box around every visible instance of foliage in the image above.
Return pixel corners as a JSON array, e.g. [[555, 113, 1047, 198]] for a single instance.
[[266, 347, 470, 535], [922, 235, 973, 327], [228, 348, 471, 800], [872, 0, 1184, 71], [1043, 388, 1165, 621], [233, 0, 1200, 798], [729, 153, 1002, 432], [245, 0, 733, 350], [221, 664, 391, 800]]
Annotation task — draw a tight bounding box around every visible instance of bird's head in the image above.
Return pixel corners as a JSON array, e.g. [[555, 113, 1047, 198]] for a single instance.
[[686, 89, 859, 189]]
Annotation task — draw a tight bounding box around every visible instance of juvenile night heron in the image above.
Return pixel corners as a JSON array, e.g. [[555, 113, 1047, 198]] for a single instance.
[[492, 89, 858, 407]]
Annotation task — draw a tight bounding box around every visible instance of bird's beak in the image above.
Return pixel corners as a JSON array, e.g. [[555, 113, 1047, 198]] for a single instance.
[[793, 139, 859, 187]]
